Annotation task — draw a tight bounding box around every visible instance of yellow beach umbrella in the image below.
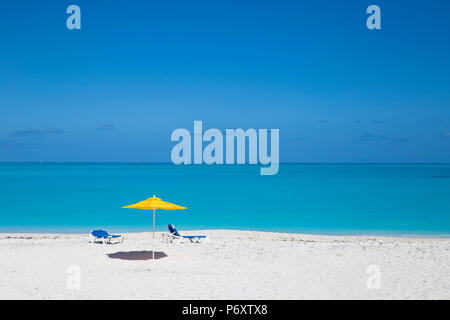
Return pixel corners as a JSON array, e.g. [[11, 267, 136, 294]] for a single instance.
[[122, 195, 186, 239]]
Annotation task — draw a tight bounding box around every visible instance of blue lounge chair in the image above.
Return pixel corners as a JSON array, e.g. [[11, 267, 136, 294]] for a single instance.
[[89, 230, 124, 244], [163, 224, 207, 243]]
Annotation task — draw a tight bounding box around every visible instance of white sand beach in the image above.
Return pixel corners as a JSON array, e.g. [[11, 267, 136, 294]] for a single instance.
[[0, 230, 449, 299]]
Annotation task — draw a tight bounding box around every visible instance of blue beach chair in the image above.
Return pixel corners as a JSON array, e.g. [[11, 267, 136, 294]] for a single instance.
[[163, 224, 207, 243], [89, 229, 124, 244]]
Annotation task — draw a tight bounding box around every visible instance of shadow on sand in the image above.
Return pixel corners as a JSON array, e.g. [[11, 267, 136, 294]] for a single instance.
[[107, 251, 168, 260]]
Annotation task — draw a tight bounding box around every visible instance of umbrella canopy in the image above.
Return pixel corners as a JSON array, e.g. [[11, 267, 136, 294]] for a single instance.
[[122, 195, 186, 238], [122, 196, 186, 211]]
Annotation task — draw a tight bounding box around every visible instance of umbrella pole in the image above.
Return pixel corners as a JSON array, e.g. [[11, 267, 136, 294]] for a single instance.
[[153, 208, 155, 239], [153, 208, 155, 260]]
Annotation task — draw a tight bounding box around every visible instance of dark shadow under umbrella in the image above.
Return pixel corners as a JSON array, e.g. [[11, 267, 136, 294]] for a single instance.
[[107, 250, 168, 260]]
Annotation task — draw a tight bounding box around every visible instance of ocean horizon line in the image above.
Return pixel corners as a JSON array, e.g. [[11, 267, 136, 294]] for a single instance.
[[2, 161, 450, 165]]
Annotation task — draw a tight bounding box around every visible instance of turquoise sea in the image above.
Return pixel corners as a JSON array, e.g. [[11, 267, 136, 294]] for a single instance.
[[1, 163, 450, 236]]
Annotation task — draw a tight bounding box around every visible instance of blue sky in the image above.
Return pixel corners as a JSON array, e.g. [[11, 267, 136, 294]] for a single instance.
[[0, 0, 449, 162]]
